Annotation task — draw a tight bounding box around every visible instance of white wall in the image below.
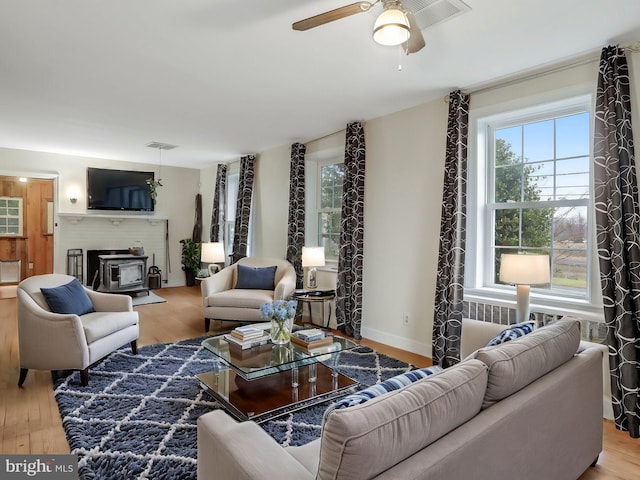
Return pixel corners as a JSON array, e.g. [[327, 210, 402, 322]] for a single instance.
[[0, 148, 200, 286], [226, 49, 640, 359]]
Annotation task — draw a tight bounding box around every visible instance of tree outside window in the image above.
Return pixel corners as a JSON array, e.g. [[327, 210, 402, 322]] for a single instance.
[[491, 111, 590, 295], [318, 163, 344, 261]]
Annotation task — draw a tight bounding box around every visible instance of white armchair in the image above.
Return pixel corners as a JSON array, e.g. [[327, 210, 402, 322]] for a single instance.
[[17, 274, 139, 386], [201, 257, 296, 331]]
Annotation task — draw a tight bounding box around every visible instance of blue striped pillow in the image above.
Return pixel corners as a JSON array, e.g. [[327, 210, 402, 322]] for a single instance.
[[486, 321, 535, 347], [328, 366, 442, 411]]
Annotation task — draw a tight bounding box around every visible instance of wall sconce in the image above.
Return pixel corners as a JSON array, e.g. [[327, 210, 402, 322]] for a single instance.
[[69, 188, 80, 204], [302, 246, 325, 290]]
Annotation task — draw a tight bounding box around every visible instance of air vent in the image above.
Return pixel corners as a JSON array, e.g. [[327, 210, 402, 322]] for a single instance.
[[374, 0, 471, 30], [146, 142, 178, 150]]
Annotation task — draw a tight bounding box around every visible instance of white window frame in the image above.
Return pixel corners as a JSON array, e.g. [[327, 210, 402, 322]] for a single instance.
[[315, 159, 344, 264], [304, 148, 344, 267], [224, 160, 252, 259], [0, 196, 23, 236], [466, 94, 604, 322]]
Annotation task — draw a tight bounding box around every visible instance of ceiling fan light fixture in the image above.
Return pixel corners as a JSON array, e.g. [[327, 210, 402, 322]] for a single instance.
[[373, 7, 410, 46]]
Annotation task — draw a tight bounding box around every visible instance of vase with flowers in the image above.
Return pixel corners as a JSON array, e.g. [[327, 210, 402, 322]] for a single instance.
[[260, 299, 297, 344]]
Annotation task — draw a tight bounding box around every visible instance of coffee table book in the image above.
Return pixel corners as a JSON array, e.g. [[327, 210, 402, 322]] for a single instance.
[[223, 333, 270, 349], [290, 334, 334, 349]]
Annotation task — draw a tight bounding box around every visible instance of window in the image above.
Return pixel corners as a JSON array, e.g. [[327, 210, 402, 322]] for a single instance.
[[467, 95, 601, 319], [317, 161, 344, 262], [0, 197, 23, 236], [225, 167, 239, 258]]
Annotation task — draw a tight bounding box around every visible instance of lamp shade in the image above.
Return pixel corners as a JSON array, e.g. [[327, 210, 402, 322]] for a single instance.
[[302, 246, 325, 268], [499, 254, 550, 285], [373, 7, 410, 46], [201, 242, 225, 264]]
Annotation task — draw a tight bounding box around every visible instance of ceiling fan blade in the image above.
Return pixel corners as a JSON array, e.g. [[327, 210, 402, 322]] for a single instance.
[[292, 2, 373, 31], [402, 10, 425, 54]]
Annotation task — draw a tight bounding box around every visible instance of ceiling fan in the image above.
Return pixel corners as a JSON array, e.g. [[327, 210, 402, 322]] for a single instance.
[[292, 0, 426, 55]]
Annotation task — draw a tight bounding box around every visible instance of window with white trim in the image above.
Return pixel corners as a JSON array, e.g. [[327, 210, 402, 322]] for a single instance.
[[0, 197, 23, 236], [316, 161, 344, 262], [467, 95, 601, 319]]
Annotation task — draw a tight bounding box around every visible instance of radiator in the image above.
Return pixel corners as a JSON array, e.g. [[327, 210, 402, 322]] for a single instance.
[[0, 260, 21, 283]]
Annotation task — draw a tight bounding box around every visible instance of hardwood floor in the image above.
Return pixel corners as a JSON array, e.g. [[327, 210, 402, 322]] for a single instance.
[[1, 285, 638, 478]]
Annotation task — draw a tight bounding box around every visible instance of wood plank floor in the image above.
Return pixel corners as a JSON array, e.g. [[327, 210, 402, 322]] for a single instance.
[[1, 285, 638, 478]]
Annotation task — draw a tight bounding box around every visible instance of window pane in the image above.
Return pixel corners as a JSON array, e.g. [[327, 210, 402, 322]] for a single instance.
[[556, 112, 590, 158], [554, 206, 587, 243], [320, 164, 344, 209], [7, 199, 19, 208], [8, 208, 19, 216], [555, 157, 590, 200], [524, 119, 554, 162], [521, 208, 552, 247], [318, 212, 341, 259], [496, 126, 522, 159], [494, 164, 522, 203], [553, 248, 587, 290], [495, 209, 520, 246], [0, 207, 6, 216], [523, 161, 553, 202]]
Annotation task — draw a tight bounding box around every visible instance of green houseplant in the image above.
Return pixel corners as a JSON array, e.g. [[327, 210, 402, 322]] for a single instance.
[[180, 239, 201, 286]]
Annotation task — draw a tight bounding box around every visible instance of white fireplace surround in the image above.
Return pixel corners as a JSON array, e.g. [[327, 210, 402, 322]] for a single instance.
[[58, 214, 167, 287]]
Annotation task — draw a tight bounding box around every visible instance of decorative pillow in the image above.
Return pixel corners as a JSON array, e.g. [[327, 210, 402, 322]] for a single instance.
[[485, 321, 535, 347], [40, 278, 95, 316], [327, 366, 442, 411], [234, 264, 277, 290]]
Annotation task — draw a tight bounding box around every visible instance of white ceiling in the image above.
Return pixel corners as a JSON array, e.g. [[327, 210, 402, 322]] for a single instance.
[[1, 0, 639, 169]]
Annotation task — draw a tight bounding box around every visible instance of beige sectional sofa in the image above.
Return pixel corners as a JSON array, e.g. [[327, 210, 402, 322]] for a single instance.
[[197, 319, 603, 480]]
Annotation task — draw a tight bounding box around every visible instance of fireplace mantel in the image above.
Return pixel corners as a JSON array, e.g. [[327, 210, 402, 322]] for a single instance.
[[59, 212, 167, 226]]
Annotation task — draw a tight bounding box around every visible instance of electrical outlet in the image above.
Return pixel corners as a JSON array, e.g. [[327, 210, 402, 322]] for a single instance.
[[403, 312, 410, 325]]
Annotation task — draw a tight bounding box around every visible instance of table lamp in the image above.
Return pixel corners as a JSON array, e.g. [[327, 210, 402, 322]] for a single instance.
[[499, 253, 550, 324], [302, 246, 325, 290], [201, 242, 226, 275]]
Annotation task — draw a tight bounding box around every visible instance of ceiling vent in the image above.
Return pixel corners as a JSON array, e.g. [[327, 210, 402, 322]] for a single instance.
[[146, 141, 178, 150], [375, 0, 471, 30]]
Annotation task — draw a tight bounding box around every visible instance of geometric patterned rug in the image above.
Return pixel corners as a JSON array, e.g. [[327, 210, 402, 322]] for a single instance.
[[53, 336, 413, 480]]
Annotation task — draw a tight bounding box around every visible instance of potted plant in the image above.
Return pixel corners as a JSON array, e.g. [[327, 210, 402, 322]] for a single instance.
[[180, 239, 201, 286]]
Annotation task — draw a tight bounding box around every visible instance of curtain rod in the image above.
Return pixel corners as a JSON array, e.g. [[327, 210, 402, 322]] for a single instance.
[[303, 128, 345, 146], [446, 41, 640, 101]]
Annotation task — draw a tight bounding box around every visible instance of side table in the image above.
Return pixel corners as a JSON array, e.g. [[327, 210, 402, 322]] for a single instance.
[[293, 289, 336, 328]]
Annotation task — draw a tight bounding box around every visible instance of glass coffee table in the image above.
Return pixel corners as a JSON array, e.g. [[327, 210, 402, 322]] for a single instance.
[[196, 334, 359, 423]]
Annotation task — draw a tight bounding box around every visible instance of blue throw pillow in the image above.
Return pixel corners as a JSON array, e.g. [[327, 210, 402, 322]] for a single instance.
[[486, 321, 535, 347], [234, 264, 277, 290], [328, 366, 442, 411], [41, 278, 95, 316]]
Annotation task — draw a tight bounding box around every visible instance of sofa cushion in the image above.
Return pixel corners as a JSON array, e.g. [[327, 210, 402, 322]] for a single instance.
[[81, 311, 139, 344], [485, 321, 535, 346], [327, 366, 442, 411], [317, 360, 488, 480], [40, 278, 95, 316], [474, 319, 581, 409], [205, 289, 274, 308], [235, 264, 277, 290]]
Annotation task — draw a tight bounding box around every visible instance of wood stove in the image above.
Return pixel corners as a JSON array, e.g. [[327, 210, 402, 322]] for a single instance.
[[98, 254, 148, 295]]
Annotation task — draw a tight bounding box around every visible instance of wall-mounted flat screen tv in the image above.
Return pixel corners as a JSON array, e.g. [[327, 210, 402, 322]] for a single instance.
[[87, 167, 154, 212]]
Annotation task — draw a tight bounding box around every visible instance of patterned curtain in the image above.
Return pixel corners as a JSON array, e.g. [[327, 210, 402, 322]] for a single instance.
[[432, 90, 470, 368], [336, 122, 366, 339], [593, 45, 640, 438], [286, 143, 306, 289], [210, 164, 227, 242], [232, 154, 256, 264]]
